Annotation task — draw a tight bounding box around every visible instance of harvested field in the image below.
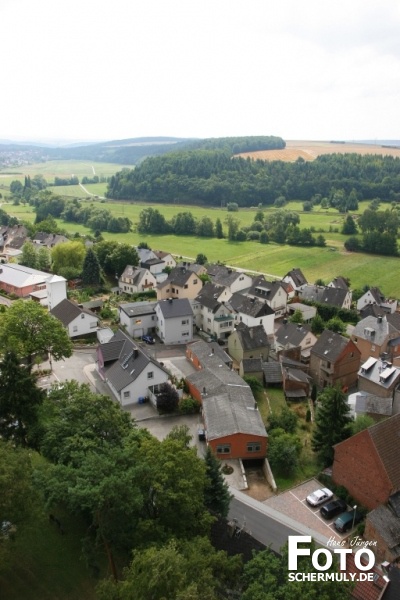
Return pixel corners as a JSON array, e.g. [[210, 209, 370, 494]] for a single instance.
[[237, 140, 400, 162]]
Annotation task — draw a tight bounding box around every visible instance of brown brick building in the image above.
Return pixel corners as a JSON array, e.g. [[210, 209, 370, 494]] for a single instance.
[[332, 413, 400, 510], [309, 329, 361, 390]]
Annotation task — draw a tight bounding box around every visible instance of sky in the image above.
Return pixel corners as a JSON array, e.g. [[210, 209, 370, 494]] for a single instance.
[[2, 0, 400, 143]]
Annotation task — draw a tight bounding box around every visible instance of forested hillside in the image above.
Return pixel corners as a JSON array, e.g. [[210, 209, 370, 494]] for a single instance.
[[106, 151, 400, 206]]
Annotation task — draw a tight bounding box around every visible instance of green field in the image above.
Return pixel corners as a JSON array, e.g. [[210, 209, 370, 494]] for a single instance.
[[1, 158, 400, 297]]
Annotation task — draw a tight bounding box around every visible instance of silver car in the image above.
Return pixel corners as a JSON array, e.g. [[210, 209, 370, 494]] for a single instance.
[[306, 487, 333, 507]]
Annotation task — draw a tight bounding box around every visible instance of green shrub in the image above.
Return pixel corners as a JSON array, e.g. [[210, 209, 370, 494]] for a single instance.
[[179, 397, 201, 414]]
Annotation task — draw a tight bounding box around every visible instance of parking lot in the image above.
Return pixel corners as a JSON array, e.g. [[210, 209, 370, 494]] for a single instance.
[[264, 478, 355, 543]]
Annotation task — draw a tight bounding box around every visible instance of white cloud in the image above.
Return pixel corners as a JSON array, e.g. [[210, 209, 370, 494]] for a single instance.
[[1, 0, 400, 141]]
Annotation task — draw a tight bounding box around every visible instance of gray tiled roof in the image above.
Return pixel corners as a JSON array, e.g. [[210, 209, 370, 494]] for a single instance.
[[276, 321, 312, 347], [353, 315, 396, 346], [157, 298, 193, 318], [358, 358, 400, 390], [195, 282, 225, 311], [158, 266, 194, 289], [262, 362, 283, 383], [242, 358, 263, 373], [230, 293, 274, 318], [119, 301, 157, 318], [203, 388, 266, 440], [100, 329, 168, 392], [50, 298, 97, 326], [311, 329, 351, 361], [285, 268, 307, 287], [187, 339, 232, 367], [367, 504, 400, 552], [206, 264, 243, 287], [354, 392, 393, 416], [368, 413, 400, 490], [300, 284, 348, 308], [234, 323, 270, 351]]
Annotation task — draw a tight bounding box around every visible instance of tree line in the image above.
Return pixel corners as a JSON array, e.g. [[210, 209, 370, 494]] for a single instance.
[[106, 150, 400, 207]]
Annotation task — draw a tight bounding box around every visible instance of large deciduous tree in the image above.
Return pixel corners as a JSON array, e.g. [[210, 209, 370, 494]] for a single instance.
[[312, 386, 352, 466], [51, 240, 86, 278], [0, 350, 44, 447], [96, 537, 242, 600], [0, 300, 72, 371]]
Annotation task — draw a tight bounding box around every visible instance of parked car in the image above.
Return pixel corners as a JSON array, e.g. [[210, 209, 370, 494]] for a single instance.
[[142, 335, 155, 344], [334, 509, 363, 533], [306, 487, 334, 507], [320, 498, 348, 520]]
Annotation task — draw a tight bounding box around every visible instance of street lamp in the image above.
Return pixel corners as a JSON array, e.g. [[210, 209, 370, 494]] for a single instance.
[[352, 505, 357, 530]]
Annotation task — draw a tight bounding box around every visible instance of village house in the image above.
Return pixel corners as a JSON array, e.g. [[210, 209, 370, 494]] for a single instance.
[[118, 265, 157, 295], [96, 329, 169, 406], [156, 266, 202, 300], [153, 250, 176, 270], [286, 302, 317, 323], [246, 276, 288, 318], [118, 301, 157, 338], [309, 329, 361, 389], [155, 298, 194, 344], [227, 322, 270, 365], [0, 263, 67, 308], [351, 315, 400, 363], [358, 357, 400, 401], [332, 413, 400, 510], [206, 264, 252, 302], [193, 282, 236, 341], [175, 260, 207, 277], [274, 320, 317, 362], [357, 286, 397, 314], [185, 340, 267, 460], [229, 293, 275, 336], [282, 267, 308, 296], [282, 366, 311, 400], [299, 284, 352, 310], [50, 298, 99, 338]]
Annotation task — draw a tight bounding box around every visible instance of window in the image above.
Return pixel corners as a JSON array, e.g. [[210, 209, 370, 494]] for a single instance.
[[193, 279, 198, 284], [123, 391, 130, 398], [181, 319, 189, 325], [182, 331, 190, 336], [216, 444, 231, 454], [90, 321, 97, 329], [81, 314, 85, 319], [135, 319, 142, 324], [247, 442, 261, 453], [147, 371, 154, 380], [73, 326, 78, 332]]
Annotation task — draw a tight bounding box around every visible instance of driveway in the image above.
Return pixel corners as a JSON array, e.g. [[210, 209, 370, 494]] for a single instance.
[[263, 478, 353, 543]]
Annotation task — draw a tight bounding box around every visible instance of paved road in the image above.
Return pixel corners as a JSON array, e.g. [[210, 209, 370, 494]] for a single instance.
[[228, 488, 330, 554]]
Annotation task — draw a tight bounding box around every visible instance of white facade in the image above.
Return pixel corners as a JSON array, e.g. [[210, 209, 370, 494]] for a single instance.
[[198, 304, 235, 340], [235, 311, 275, 337], [155, 301, 194, 344], [117, 364, 168, 406], [68, 312, 98, 338], [119, 303, 157, 338], [46, 275, 67, 310]]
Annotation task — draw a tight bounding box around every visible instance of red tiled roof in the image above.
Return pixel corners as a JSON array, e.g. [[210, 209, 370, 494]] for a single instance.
[[346, 552, 388, 600]]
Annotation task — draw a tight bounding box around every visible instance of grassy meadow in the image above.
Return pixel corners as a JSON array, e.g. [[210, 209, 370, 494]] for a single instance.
[[1, 159, 400, 297]]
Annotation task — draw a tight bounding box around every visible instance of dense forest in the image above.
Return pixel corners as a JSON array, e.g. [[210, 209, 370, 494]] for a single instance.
[[106, 151, 400, 206]]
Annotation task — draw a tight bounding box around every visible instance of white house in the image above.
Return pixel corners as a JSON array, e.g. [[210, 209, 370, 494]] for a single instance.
[[97, 329, 169, 406], [357, 287, 397, 314], [119, 301, 157, 338], [206, 264, 252, 302], [194, 282, 236, 340], [118, 265, 157, 295], [155, 298, 194, 344], [50, 298, 98, 338], [229, 293, 275, 336]]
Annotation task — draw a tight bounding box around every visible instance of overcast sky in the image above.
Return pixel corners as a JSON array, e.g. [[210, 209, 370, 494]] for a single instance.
[[2, 0, 400, 143]]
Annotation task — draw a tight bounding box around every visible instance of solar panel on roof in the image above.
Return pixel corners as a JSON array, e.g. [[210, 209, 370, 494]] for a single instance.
[[361, 357, 378, 372]]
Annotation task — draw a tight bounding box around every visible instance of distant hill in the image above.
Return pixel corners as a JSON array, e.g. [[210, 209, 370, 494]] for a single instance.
[[0, 136, 195, 166]]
